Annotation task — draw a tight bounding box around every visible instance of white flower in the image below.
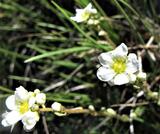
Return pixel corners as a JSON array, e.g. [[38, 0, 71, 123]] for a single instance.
[[1, 86, 40, 131], [22, 111, 39, 131], [35, 93, 46, 105], [97, 43, 139, 85], [70, 3, 97, 23]]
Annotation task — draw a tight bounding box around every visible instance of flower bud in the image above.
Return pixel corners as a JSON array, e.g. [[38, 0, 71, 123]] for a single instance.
[[137, 72, 147, 80], [106, 108, 116, 117], [120, 114, 130, 122], [35, 93, 46, 105], [34, 89, 40, 94], [30, 104, 39, 112], [51, 102, 62, 112], [98, 30, 106, 36], [130, 112, 137, 119], [87, 19, 94, 25], [147, 91, 158, 100], [88, 105, 95, 111]]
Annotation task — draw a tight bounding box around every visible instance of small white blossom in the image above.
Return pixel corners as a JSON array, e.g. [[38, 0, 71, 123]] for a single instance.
[[70, 3, 97, 23], [1, 86, 41, 131], [97, 43, 139, 85]]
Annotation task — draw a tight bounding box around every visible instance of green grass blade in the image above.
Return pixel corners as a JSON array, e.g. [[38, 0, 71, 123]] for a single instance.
[[25, 46, 92, 63]]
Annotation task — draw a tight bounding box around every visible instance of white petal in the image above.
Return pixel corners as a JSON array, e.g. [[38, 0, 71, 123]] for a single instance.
[[70, 16, 84, 23], [107, 80, 114, 86], [97, 67, 116, 82], [113, 43, 128, 57], [85, 3, 92, 10], [23, 123, 36, 131], [5, 95, 16, 110], [1, 111, 21, 127], [22, 111, 39, 131], [75, 9, 83, 14], [85, 3, 97, 14], [126, 53, 139, 73], [128, 74, 137, 82], [28, 97, 36, 108], [15, 86, 29, 102], [114, 73, 129, 85], [98, 52, 113, 67]]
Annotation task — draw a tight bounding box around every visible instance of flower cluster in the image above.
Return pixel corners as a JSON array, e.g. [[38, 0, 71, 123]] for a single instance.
[[1, 86, 46, 131], [97, 43, 140, 85], [70, 3, 97, 23]]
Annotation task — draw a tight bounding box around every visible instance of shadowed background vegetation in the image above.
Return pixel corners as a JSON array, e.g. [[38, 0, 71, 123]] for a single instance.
[[0, 0, 160, 133]]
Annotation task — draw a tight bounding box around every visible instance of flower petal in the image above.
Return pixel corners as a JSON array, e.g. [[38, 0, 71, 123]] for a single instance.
[[98, 52, 113, 67], [97, 67, 116, 81], [107, 80, 115, 86], [85, 3, 92, 10], [5, 95, 16, 110], [114, 73, 129, 85], [15, 86, 29, 102], [28, 97, 36, 108], [126, 53, 139, 73], [113, 43, 128, 57], [85, 3, 97, 14], [128, 74, 137, 83], [22, 111, 39, 131], [75, 9, 83, 14], [1, 111, 21, 127]]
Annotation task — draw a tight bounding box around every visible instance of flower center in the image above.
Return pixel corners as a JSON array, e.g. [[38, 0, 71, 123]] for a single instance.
[[81, 11, 90, 20], [112, 57, 126, 74], [19, 101, 29, 114]]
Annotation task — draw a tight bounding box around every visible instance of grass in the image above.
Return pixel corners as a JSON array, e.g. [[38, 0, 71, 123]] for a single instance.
[[0, 0, 160, 133]]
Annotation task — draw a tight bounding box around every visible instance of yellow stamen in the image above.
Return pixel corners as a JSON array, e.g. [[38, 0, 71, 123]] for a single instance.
[[112, 57, 126, 74], [19, 101, 29, 114], [81, 11, 90, 20]]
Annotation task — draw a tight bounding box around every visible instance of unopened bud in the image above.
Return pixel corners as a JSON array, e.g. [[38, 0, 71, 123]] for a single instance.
[[31, 104, 39, 111], [101, 107, 106, 111], [87, 19, 94, 25], [34, 89, 40, 94], [120, 114, 130, 122], [130, 112, 137, 119], [148, 91, 158, 100], [137, 72, 147, 80], [106, 108, 116, 117], [88, 105, 95, 111], [51, 102, 62, 112], [98, 30, 106, 36], [36, 93, 46, 105]]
